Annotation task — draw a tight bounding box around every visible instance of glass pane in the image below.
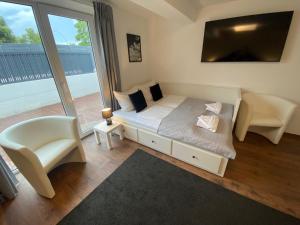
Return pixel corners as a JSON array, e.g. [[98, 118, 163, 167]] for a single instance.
[[48, 15, 104, 132], [0, 2, 65, 168]]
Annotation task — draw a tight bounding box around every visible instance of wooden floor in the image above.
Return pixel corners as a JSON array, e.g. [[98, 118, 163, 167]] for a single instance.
[[1, 132, 300, 225]]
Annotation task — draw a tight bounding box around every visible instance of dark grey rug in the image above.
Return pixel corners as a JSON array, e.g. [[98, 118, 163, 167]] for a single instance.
[[58, 149, 300, 225]]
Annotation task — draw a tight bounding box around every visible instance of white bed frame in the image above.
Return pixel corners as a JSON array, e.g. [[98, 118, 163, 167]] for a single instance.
[[114, 82, 241, 177]]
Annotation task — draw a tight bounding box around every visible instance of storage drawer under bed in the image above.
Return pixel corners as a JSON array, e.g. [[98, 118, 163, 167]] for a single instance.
[[122, 124, 138, 142], [138, 129, 172, 155], [172, 141, 224, 175]]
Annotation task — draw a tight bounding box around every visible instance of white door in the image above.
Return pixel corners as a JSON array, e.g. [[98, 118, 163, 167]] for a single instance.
[[36, 4, 105, 136]]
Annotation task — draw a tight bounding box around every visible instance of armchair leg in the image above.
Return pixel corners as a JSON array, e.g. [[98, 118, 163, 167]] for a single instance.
[[234, 101, 251, 142], [249, 126, 285, 144], [22, 170, 55, 198], [235, 124, 249, 142], [77, 143, 87, 162], [25, 143, 86, 198]]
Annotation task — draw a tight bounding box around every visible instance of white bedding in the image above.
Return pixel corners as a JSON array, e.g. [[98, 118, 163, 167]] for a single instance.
[[156, 95, 186, 108], [113, 95, 186, 131]]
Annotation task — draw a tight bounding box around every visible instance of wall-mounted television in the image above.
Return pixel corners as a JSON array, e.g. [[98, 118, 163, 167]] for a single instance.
[[201, 11, 293, 62]]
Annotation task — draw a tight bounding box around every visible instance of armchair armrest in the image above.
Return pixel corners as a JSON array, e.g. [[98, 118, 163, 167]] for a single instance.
[[269, 98, 297, 124], [0, 137, 26, 152], [235, 100, 253, 141], [0, 136, 45, 173]]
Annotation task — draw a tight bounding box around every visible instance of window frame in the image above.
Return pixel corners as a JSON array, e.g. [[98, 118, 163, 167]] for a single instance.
[[1, 0, 105, 137]]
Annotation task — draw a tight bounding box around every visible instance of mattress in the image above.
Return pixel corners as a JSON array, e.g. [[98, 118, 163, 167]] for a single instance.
[[113, 95, 186, 132], [113, 95, 235, 159]]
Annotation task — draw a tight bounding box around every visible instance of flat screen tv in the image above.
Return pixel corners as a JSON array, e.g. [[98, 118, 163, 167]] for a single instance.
[[201, 11, 293, 62]]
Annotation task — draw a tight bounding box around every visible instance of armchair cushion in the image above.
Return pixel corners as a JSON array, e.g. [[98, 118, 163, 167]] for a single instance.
[[251, 111, 283, 127], [35, 139, 77, 173]]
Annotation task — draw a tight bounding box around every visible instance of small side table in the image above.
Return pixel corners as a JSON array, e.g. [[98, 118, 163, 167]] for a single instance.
[[93, 121, 124, 150]]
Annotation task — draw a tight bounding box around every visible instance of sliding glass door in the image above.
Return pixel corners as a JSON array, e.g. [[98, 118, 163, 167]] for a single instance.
[[1, 0, 105, 138], [0, 1, 66, 130], [37, 4, 105, 135], [0, 0, 66, 169], [47, 14, 104, 132]]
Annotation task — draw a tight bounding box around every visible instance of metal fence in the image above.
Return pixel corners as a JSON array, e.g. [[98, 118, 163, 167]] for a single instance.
[[0, 44, 96, 85]]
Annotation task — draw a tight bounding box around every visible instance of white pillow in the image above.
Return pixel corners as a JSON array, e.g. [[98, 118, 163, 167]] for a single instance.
[[114, 90, 136, 111], [134, 80, 155, 102]]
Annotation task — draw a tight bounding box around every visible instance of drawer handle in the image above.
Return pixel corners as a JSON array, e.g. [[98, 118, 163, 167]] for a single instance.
[[192, 155, 198, 159], [151, 140, 156, 144]]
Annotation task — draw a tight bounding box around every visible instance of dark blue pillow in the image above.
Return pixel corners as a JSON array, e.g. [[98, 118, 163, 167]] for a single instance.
[[129, 90, 147, 112], [150, 83, 163, 101]]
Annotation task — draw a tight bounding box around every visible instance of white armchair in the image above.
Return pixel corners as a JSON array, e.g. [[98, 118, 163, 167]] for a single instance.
[[235, 93, 296, 144], [0, 116, 86, 198]]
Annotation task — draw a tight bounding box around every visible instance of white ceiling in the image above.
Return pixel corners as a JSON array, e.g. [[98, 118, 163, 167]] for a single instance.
[[109, 0, 238, 20], [68, 0, 238, 20], [67, 0, 155, 18], [198, 0, 236, 7], [109, 0, 156, 18]]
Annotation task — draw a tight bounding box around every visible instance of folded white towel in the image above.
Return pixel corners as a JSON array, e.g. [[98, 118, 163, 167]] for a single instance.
[[205, 102, 222, 114], [197, 115, 219, 130], [196, 115, 219, 132]]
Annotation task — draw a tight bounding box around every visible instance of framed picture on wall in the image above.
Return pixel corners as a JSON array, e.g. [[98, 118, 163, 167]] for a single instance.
[[127, 33, 142, 62]]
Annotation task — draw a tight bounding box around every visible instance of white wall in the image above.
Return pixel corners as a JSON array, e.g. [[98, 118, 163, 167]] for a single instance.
[[112, 3, 152, 90], [148, 0, 300, 135]]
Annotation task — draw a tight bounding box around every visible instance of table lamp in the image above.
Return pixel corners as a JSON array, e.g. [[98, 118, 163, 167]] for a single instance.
[[102, 108, 113, 125]]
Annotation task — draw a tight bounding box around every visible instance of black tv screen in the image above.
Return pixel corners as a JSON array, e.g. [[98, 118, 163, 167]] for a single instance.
[[201, 11, 293, 62]]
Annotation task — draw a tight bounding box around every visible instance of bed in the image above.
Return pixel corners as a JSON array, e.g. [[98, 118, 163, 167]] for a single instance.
[[114, 95, 186, 132], [113, 82, 241, 177]]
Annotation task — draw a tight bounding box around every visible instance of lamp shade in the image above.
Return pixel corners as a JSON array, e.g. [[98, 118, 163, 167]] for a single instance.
[[102, 108, 112, 119]]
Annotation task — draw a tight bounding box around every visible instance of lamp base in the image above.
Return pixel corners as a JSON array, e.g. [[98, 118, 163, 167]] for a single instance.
[[106, 118, 112, 126]]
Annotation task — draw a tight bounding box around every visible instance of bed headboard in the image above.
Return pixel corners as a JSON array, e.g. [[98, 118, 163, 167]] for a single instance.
[[160, 82, 241, 127]]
